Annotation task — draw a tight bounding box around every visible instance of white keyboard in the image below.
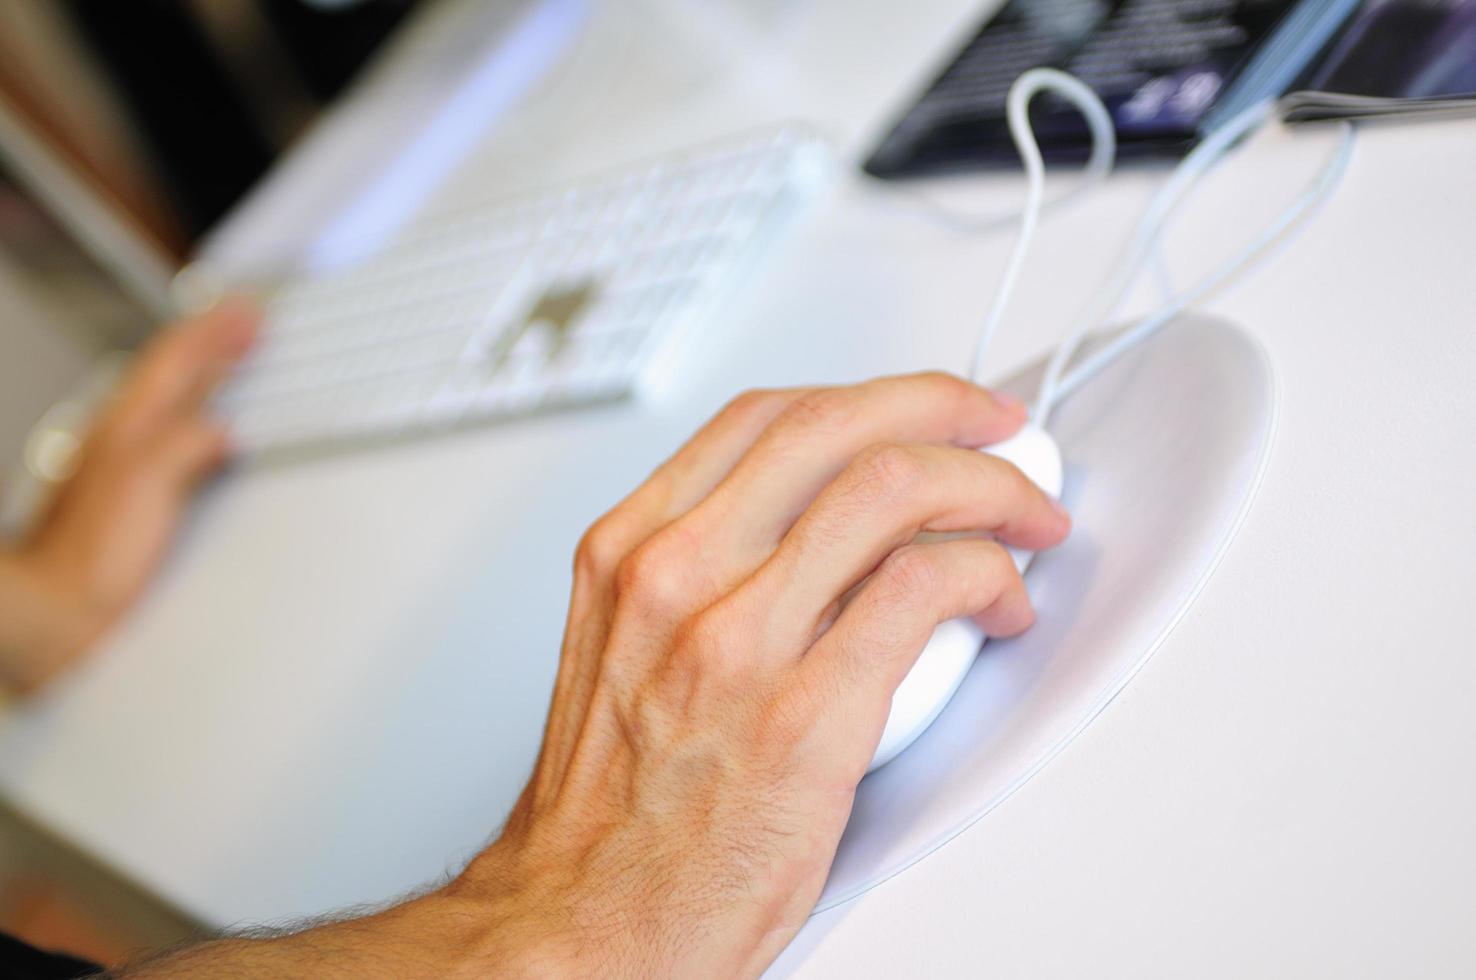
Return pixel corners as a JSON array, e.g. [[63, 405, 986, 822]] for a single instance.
[[218, 127, 831, 454]]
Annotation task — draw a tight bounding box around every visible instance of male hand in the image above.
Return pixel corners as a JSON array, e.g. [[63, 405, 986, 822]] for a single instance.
[[450, 372, 1071, 976], [0, 300, 257, 694], [110, 371, 1070, 979]]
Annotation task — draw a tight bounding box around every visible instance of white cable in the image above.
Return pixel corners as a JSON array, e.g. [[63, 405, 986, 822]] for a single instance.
[[1036, 111, 1355, 415], [1147, 242, 1176, 305], [1048, 121, 1355, 408], [1030, 98, 1279, 418], [961, 71, 1358, 422], [865, 135, 1114, 237], [968, 69, 1116, 384]]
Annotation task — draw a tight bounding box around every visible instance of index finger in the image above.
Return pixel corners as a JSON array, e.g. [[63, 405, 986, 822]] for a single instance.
[[102, 298, 259, 448], [677, 372, 1028, 576]]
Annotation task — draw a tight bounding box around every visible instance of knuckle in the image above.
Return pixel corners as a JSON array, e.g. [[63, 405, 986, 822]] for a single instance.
[[876, 544, 940, 605], [671, 604, 729, 666], [907, 369, 968, 400], [646, 611, 732, 723], [574, 512, 633, 580], [612, 527, 693, 613], [613, 540, 667, 599], [851, 442, 928, 501], [719, 388, 784, 426], [972, 540, 1023, 593], [779, 388, 854, 434], [982, 543, 1023, 592]]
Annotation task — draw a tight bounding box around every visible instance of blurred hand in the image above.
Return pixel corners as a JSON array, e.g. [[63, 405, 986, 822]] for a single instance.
[[0, 300, 257, 694]]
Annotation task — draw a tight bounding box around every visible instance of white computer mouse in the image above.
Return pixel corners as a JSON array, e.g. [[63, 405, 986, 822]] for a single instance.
[[867, 422, 1063, 772]]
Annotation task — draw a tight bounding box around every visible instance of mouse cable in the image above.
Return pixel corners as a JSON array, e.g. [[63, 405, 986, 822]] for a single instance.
[[1033, 103, 1356, 419], [968, 69, 1115, 383], [1041, 119, 1355, 414], [965, 70, 1357, 422], [859, 122, 1116, 238]]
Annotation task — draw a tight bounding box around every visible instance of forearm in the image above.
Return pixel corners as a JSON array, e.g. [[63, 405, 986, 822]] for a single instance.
[[115, 893, 477, 979], [113, 872, 581, 979]]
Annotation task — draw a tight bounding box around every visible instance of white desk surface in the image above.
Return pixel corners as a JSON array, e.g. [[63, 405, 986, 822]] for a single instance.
[[4, 1, 1476, 975]]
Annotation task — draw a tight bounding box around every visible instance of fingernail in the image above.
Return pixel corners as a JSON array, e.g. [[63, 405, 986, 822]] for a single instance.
[[991, 389, 1027, 415], [1050, 496, 1072, 525]]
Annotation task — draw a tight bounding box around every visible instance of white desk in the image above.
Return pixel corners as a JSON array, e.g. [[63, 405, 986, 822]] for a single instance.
[[4, 1, 1475, 975]]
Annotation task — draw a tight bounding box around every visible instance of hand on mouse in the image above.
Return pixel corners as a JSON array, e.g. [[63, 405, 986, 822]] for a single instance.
[[105, 371, 1070, 979], [0, 299, 258, 695], [449, 372, 1071, 976]]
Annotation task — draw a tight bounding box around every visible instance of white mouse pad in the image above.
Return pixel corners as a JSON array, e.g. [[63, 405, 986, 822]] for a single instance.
[[816, 313, 1275, 911]]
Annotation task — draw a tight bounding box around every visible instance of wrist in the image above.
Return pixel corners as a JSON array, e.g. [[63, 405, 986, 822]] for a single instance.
[[431, 843, 596, 977], [0, 549, 102, 694], [447, 824, 768, 978]]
